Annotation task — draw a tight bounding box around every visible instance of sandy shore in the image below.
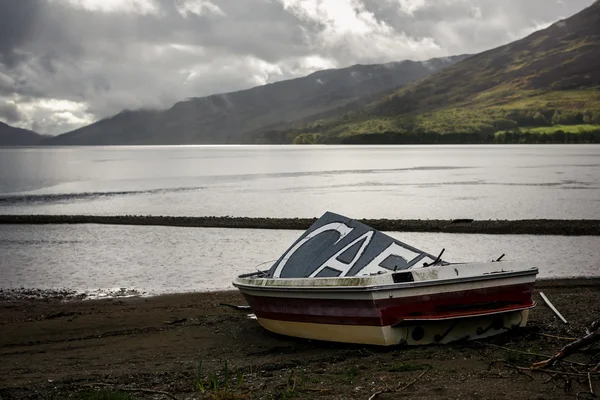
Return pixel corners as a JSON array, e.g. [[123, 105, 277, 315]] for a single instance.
[[1, 280, 599, 400], [2, 214, 600, 235]]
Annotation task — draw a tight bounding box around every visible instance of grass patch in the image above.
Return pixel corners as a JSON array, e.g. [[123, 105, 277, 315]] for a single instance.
[[195, 359, 246, 399], [493, 89, 600, 110], [388, 362, 427, 373], [76, 390, 138, 400], [276, 369, 308, 400], [495, 124, 600, 137], [524, 124, 600, 134], [343, 365, 359, 382], [332, 117, 401, 137]]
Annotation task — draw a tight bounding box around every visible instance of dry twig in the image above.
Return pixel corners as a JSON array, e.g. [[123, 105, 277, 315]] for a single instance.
[[522, 368, 600, 378], [535, 333, 577, 341], [493, 360, 534, 380], [398, 369, 430, 392], [367, 389, 384, 400], [483, 343, 551, 359], [367, 369, 429, 400], [84, 383, 179, 400]]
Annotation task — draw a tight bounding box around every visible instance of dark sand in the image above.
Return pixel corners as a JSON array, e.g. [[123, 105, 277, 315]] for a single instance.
[[1, 281, 599, 400], [2, 215, 600, 235]]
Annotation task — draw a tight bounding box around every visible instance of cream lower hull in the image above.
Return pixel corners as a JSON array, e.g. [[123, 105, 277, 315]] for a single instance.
[[257, 310, 530, 346]]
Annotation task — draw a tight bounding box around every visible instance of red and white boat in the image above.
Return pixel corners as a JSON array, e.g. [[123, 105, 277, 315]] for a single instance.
[[233, 212, 538, 346]]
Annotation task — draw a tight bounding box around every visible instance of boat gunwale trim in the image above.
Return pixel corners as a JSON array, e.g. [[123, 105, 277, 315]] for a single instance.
[[232, 268, 538, 293]]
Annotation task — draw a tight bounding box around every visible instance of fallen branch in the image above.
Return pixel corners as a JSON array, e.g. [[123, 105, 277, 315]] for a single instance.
[[589, 372, 595, 396], [532, 321, 600, 370], [84, 383, 179, 400], [482, 343, 586, 366]]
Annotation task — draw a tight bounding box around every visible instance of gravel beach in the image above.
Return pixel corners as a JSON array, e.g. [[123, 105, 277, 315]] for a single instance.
[[1, 280, 599, 400]]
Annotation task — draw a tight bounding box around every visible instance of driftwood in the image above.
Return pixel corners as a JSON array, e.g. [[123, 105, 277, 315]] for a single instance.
[[532, 319, 600, 370]]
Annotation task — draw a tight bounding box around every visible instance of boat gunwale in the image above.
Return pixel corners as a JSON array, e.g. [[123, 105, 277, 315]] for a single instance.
[[232, 268, 539, 293]]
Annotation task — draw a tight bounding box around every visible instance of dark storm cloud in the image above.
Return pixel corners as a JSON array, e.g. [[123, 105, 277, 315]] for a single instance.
[[366, 0, 591, 55], [0, 1, 41, 59], [0, 0, 595, 134], [0, 99, 22, 123]]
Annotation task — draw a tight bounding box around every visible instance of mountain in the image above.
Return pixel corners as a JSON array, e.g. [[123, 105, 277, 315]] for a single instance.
[[0, 121, 46, 146], [47, 55, 468, 145], [293, 1, 600, 144]]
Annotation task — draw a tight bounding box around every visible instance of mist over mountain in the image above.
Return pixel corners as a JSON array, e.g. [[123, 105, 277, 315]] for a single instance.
[[46, 56, 467, 145]]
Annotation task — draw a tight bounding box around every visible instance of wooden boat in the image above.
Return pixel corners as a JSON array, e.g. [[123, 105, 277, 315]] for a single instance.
[[233, 212, 538, 346]]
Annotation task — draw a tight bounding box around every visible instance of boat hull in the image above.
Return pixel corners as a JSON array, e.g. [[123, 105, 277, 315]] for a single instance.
[[234, 265, 537, 346], [254, 310, 530, 346]]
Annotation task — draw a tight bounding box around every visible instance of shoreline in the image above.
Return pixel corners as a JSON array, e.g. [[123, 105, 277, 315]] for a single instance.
[[2, 277, 599, 303], [2, 214, 600, 235]]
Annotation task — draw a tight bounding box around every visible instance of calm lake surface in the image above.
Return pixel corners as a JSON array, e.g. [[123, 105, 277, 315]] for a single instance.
[[1, 145, 599, 219], [1, 224, 599, 297]]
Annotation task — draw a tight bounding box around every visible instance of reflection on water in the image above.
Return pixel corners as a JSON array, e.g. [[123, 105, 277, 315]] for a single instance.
[[0, 145, 599, 219], [1, 224, 598, 297]]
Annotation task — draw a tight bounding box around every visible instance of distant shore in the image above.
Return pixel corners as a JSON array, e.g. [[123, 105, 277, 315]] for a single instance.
[[1, 214, 599, 235], [2, 277, 600, 303]]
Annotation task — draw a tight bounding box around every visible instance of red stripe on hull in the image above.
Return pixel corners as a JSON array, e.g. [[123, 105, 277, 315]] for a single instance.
[[241, 283, 535, 327], [376, 283, 534, 325]]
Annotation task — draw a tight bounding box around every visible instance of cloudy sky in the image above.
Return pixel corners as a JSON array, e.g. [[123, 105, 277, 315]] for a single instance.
[[0, 0, 594, 135]]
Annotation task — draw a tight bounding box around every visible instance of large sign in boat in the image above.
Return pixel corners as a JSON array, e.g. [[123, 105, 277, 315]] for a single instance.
[[267, 212, 446, 278]]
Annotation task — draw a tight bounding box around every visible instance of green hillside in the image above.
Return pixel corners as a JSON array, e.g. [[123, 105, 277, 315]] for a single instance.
[[281, 1, 600, 144]]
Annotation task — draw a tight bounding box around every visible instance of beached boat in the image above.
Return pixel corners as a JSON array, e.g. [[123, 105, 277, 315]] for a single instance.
[[233, 212, 538, 346]]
